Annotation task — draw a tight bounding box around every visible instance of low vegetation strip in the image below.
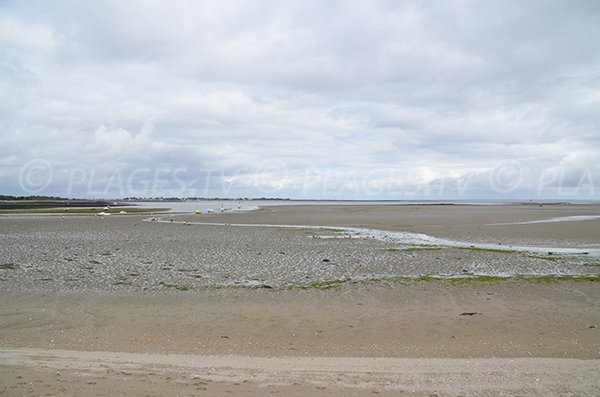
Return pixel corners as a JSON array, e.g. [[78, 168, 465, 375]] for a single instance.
[[0, 199, 112, 210], [0, 208, 169, 214]]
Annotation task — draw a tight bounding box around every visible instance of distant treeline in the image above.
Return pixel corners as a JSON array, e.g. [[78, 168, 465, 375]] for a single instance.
[[1, 195, 291, 202], [122, 197, 292, 201], [0, 198, 113, 210], [0, 195, 72, 201]]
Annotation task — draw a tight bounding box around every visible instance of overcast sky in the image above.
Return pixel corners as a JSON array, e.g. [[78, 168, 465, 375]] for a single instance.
[[1, 0, 599, 199]]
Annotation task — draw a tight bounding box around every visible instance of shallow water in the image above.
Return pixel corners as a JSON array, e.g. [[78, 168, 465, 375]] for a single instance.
[[492, 215, 600, 225]]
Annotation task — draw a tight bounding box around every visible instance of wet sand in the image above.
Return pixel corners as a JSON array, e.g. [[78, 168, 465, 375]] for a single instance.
[[200, 203, 600, 247], [2, 284, 600, 358], [1, 204, 599, 291], [1, 204, 600, 395]]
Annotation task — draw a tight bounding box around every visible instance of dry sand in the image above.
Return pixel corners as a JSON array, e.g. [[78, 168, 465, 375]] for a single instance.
[[1, 203, 600, 395], [2, 349, 599, 396]]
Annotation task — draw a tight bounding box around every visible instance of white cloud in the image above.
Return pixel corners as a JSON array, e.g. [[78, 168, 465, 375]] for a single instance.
[[0, 15, 55, 56]]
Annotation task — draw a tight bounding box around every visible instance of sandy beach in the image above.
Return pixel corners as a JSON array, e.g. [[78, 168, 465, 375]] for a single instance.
[[1, 204, 600, 395], [4, 0, 600, 394]]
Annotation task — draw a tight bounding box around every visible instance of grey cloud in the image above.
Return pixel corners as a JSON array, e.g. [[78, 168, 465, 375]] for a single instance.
[[1, 0, 599, 199]]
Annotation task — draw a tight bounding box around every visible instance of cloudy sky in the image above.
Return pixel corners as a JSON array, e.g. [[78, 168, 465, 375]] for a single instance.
[[1, 0, 599, 199]]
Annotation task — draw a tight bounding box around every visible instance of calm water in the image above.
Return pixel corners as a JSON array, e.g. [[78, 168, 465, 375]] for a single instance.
[[130, 199, 486, 213]]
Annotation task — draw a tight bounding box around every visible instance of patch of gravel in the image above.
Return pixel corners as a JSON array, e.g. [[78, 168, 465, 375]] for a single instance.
[[1, 216, 598, 292]]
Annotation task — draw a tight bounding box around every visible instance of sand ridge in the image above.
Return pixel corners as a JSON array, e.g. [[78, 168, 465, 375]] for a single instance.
[[2, 348, 600, 396]]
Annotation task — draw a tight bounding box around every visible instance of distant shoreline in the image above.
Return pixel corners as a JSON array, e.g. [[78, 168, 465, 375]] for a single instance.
[[0, 200, 117, 210], [2, 197, 596, 212]]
